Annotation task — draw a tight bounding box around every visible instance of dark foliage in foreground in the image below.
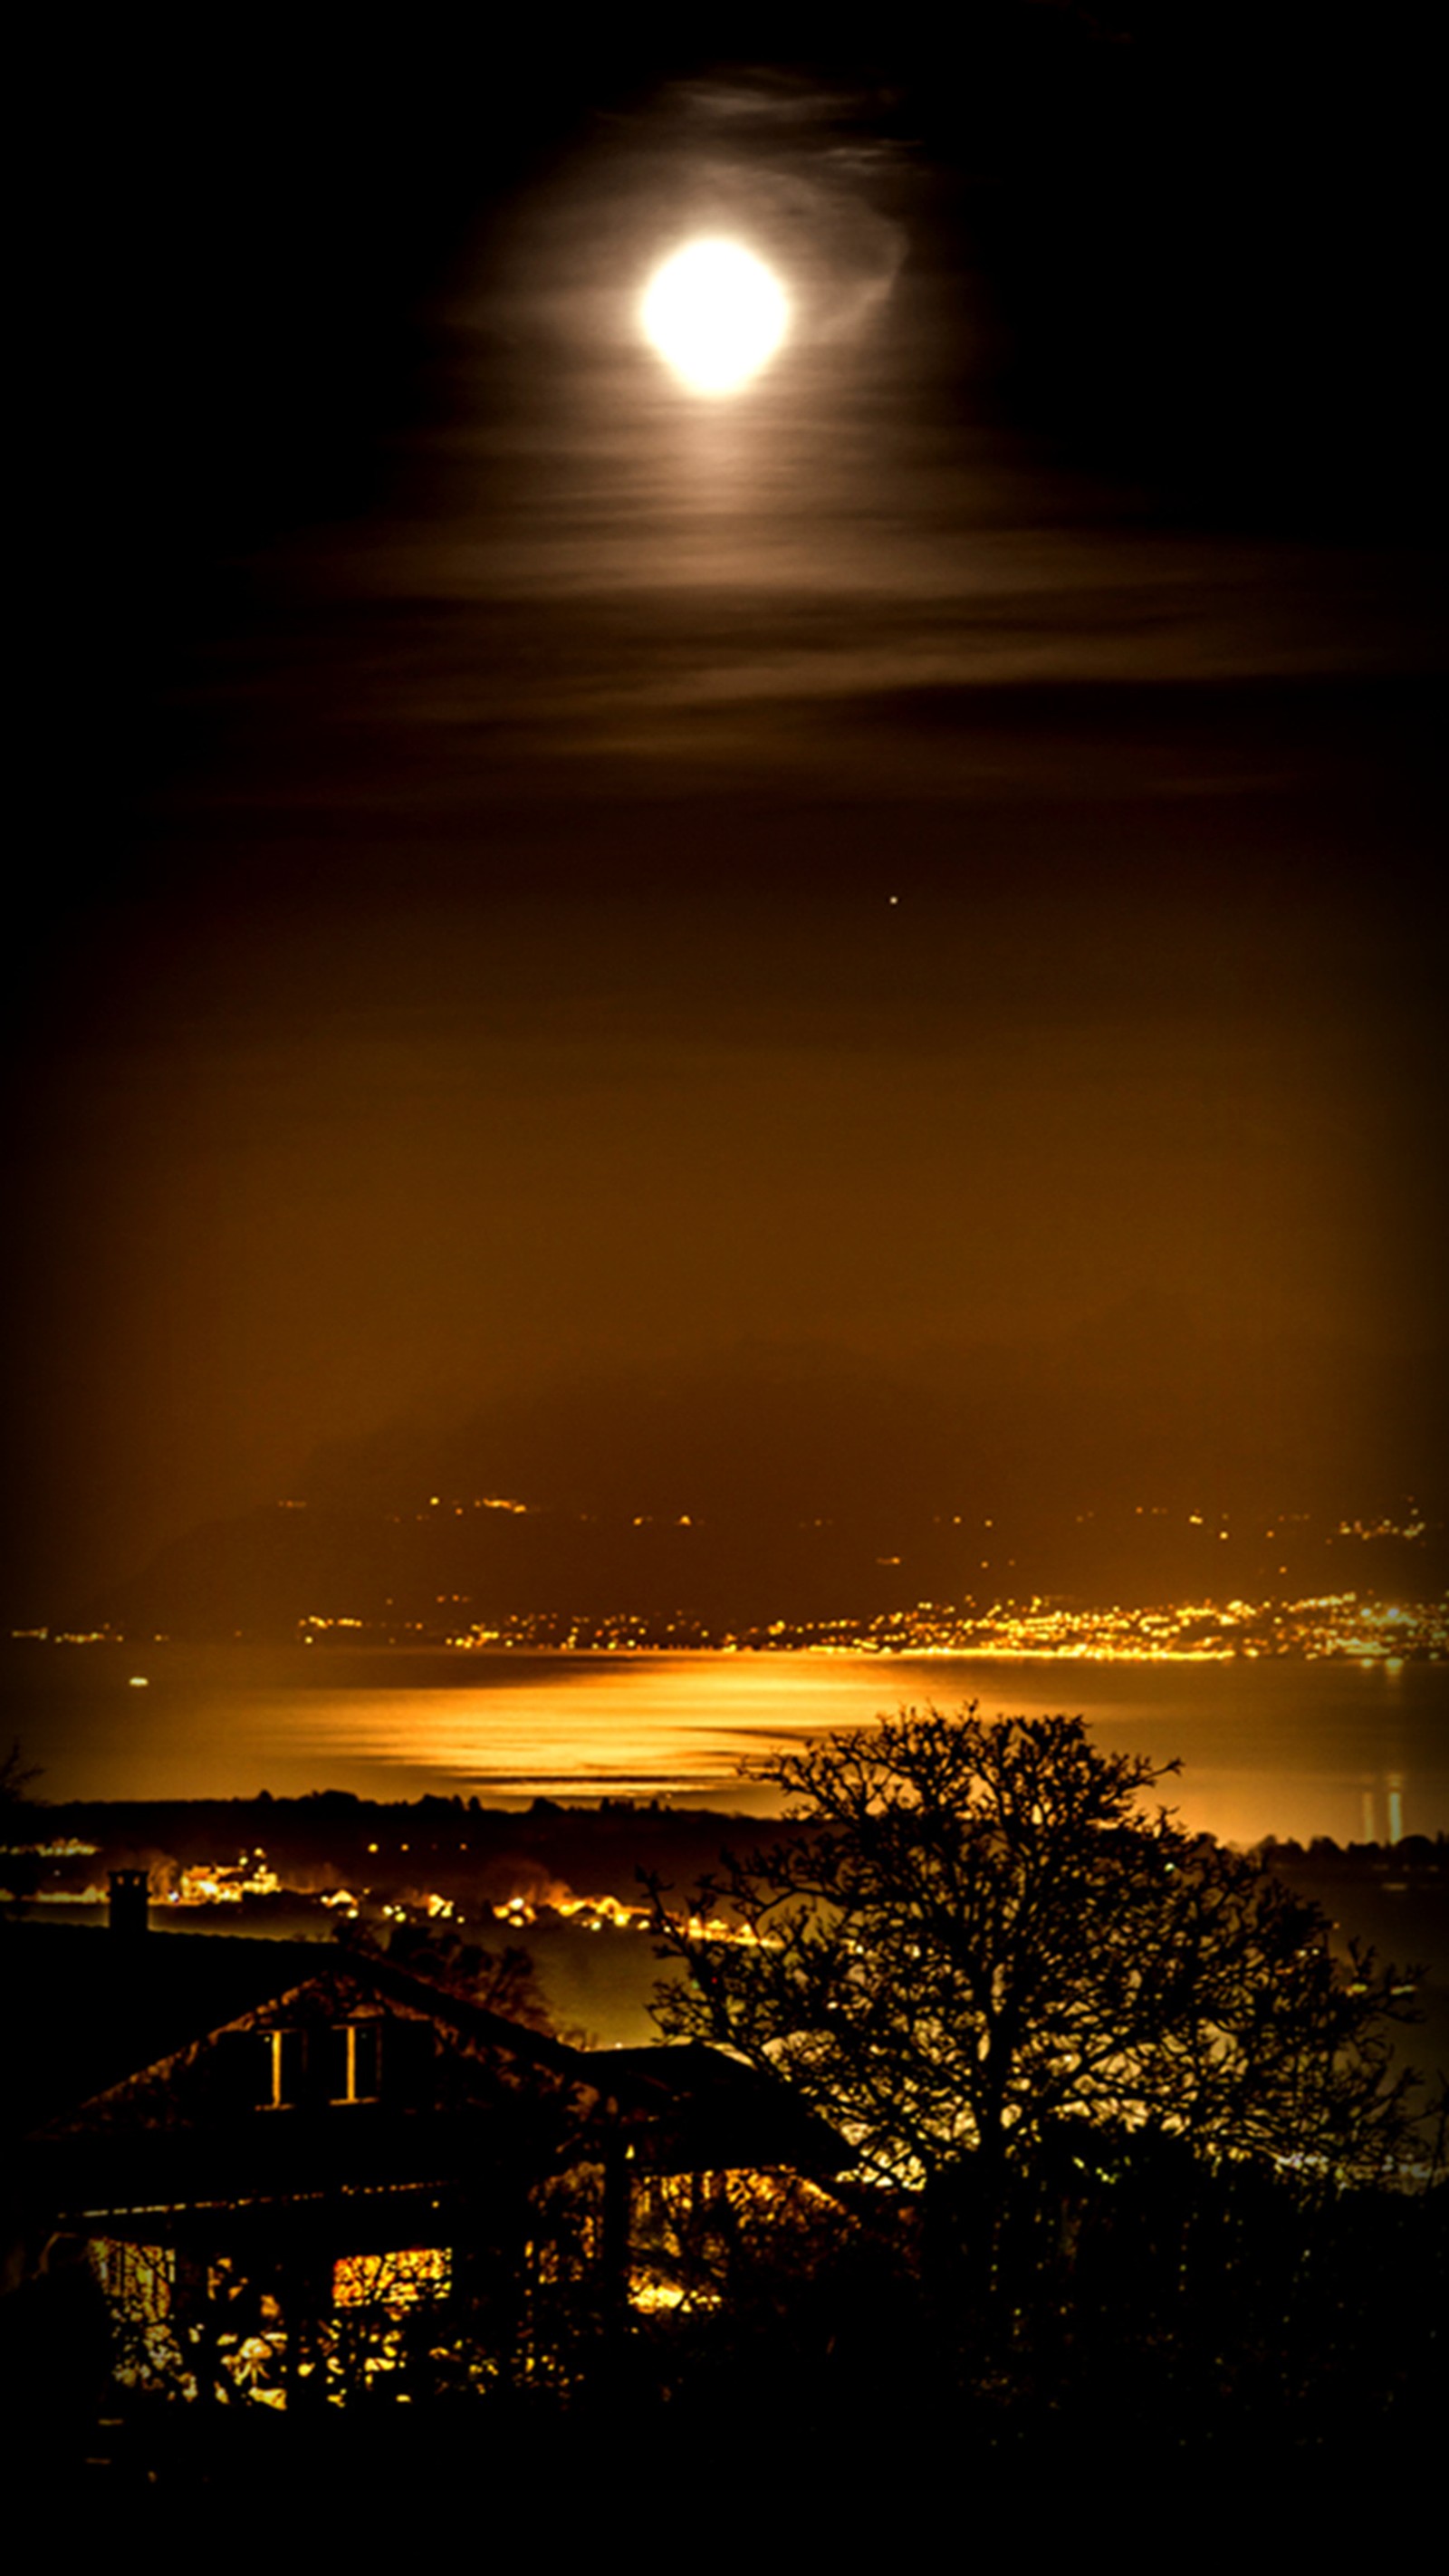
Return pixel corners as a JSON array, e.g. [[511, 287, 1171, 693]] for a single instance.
[[44, 2143, 1447, 2521], [629, 2143, 1447, 2466]]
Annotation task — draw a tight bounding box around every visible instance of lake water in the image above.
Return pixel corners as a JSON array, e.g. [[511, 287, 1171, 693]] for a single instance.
[[7, 1642, 1446, 1847]]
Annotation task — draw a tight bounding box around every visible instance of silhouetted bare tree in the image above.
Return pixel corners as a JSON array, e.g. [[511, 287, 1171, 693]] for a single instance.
[[647, 1710, 1423, 2215]]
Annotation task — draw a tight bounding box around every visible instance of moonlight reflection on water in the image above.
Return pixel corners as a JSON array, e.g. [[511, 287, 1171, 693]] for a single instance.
[[10, 1644, 1444, 1847]]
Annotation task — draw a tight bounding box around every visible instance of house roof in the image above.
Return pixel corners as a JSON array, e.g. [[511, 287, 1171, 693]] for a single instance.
[[590, 2042, 845, 2177], [6, 1918, 847, 2241], [4, 1920, 343, 2138]]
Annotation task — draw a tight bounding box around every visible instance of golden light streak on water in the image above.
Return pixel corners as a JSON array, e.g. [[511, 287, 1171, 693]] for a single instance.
[[9, 1644, 1444, 1845]]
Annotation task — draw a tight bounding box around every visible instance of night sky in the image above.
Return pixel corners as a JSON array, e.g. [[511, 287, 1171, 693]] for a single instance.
[[10, 11, 1444, 1621]]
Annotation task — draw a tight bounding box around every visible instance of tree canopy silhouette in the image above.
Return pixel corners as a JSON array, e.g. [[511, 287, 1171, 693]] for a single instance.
[[647, 1710, 1422, 2196]]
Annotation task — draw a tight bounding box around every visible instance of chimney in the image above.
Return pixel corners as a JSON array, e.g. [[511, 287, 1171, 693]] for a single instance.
[[108, 1867, 149, 1938]]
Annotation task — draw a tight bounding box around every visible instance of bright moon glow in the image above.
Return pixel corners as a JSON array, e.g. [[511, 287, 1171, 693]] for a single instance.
[[640, 238, 790, 396]]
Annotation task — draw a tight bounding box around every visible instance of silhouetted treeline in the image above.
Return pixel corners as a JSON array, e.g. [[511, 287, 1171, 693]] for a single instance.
[[30, 1790, 1449, 1882], [24, 1792, 824, 1910]]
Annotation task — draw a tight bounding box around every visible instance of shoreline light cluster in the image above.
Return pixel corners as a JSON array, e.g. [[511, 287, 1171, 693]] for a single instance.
[[447, 1592, 1445, 1664], [14, 1592, 1444, 1664]]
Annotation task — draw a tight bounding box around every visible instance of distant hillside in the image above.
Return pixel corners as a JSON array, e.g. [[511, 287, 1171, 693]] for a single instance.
[[78, 1325, 1444, 1639]]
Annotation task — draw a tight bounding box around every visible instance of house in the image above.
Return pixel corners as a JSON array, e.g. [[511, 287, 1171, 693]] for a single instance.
[[3, 1899, 840, 2415]]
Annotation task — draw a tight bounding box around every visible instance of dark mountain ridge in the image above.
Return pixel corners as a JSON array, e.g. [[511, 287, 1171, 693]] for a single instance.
[[73, 1322, 1443, 1639]]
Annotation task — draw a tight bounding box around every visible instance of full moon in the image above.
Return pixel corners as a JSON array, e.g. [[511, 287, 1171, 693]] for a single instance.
[[639, 238, 791, 396]]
